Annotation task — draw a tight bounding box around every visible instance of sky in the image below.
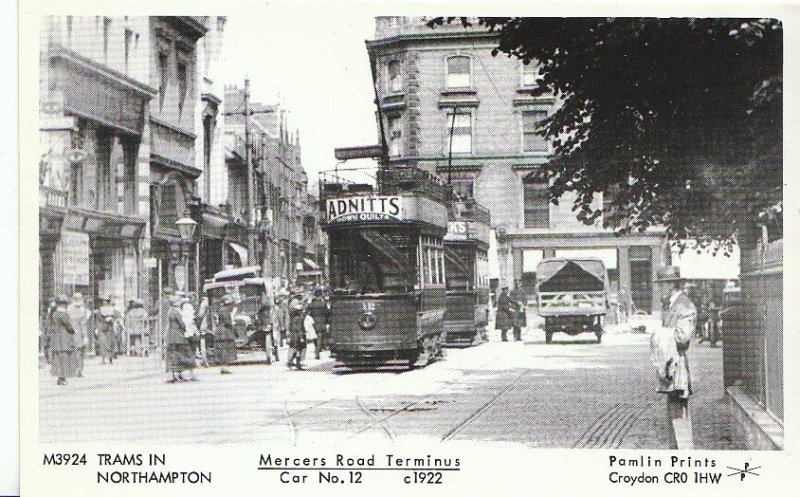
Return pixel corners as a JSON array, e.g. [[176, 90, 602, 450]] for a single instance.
[[218, 7, 380, 190]]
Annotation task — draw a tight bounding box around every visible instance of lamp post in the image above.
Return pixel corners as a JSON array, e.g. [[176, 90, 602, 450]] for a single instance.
[[175, 211, 197, 294]]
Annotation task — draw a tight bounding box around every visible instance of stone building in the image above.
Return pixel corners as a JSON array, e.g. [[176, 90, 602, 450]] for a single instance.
[[223, 87, 323, 288], [366, 16, 669, 312], [145, 17, 208, 301], [39, 16, 155, 312]]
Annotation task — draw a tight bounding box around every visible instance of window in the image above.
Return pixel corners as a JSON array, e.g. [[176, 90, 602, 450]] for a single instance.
[[158, 51, 169, 110], [444, 171, 476, 200], [177, 61, 188, 115], [521, 61, 541, 87], [446, 56, 470, 89], [448, 112, 472, 154], [124, 29, 133, 72], [388, 115, 402, 157], [66, 16, 73, 46], [522, 110, 548, 153], [387, 60, 402, 93], [102, 17, 111, 62], [523, 174, 550, 229]]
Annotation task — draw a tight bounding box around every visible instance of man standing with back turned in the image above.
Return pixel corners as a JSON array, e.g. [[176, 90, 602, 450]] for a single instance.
[[650, 265, 696, 449]]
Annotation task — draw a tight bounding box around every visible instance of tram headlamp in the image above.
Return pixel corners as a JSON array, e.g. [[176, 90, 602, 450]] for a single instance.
[[359, 312, 377, 330]]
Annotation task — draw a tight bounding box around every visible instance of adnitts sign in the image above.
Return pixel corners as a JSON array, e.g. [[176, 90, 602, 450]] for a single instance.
[[326, 196, 403, 224]]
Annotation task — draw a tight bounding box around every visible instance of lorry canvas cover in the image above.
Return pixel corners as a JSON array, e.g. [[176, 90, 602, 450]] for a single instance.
[[537, 258, 606, 292]]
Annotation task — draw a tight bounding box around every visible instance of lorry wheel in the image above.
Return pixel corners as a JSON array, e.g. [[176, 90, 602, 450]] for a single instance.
[[545, 331, 553, 344]]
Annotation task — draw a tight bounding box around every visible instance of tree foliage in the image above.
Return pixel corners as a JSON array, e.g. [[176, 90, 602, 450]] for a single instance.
[[428, 17, 782, 251]]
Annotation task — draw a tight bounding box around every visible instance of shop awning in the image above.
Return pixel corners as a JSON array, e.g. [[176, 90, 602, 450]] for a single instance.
[[228, 242, 248, 266], [303, 258, 319, 270]]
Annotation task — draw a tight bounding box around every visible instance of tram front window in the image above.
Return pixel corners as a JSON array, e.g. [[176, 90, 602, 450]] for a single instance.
[[330, 228, 416, 295]]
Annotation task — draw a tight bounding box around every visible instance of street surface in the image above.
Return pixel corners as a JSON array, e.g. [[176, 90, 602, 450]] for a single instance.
[[39, 314, 741, 449]]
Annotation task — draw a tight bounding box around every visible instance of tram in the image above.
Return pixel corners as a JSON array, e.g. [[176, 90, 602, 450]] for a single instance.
[[321, 167, 449, 372], [442, 199, 491, 346]]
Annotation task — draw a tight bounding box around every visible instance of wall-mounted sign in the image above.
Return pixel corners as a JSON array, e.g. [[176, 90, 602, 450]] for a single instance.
[[326, 196, 403, 224], [60, 231, 90, 286]]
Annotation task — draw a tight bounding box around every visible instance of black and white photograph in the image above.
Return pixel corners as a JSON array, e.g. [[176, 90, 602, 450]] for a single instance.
[[18, 2, 795, 496]]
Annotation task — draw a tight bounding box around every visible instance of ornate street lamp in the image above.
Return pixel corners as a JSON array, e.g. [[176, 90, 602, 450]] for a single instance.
[[176, 211, 198, 242]]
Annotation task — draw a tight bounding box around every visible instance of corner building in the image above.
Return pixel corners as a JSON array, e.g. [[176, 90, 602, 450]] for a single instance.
[[367, 17, 669, 314]]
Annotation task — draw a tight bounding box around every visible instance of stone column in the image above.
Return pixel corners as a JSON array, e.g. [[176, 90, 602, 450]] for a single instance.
[[137, 112, 152, 306], [512, 247, 523, 284], [618, 245, 631, 297], [651, 244, 664, 318]]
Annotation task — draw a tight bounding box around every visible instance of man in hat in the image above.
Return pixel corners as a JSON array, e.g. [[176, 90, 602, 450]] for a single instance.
[[650, 265, 696, 448], [509, 281, 527, 342], [287, 299, 307, 370], [49, 295, 78, 385], [306, 287, 331, 359], [67, 292, 91, 377], [495, 286, 513, 342]]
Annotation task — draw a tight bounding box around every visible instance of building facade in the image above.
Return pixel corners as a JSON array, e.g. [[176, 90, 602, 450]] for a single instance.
[[39, 15, 155, 313], [366, 16, 669, 312], [223, 87, 324, 288]]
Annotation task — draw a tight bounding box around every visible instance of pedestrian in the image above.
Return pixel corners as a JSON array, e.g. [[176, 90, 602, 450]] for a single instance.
[[49, 295, 78, 385], [495, 286, 513, 342], [67, 292, 91, 377], [510, 281, 527, 341], [304, 311, 318, 360], [306, 287, 330, 359], [287, 300, 307, 370], [257, 294, 279, 364], [196, 295, 211, 367], [618, 286, 631, 323], [124, 299, 149, 357], [165, 292, 196, 382], [649, 265, 696, 449], [181, 293, 200, 359], [274, 289, 290, 347], [95, 297, 118, 364], [214, 294, 237, 374], [40, 299, 56, 365]]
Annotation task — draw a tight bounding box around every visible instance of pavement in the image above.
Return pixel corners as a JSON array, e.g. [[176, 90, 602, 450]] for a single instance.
[[38, 313, 742, 449]]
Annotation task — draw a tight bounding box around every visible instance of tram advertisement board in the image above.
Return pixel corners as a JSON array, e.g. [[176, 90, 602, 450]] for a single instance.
[[326, 195, 403, 224]]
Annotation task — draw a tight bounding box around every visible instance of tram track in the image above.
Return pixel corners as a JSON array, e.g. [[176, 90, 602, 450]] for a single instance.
[[440, 368, 532, 442], [571, 392, 653, 449], [346, 348, 510, 440]]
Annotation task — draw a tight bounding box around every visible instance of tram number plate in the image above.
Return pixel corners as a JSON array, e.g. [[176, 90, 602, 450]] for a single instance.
[[404, 471, 443, 484], [362, 302, 376, 312]]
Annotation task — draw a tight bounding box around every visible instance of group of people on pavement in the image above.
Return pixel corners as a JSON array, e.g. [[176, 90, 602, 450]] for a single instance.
[[41, 292, 148, 385], [160, 283, 332, 382], [495, 282, 528, 342], [284, 287, 331, 370]]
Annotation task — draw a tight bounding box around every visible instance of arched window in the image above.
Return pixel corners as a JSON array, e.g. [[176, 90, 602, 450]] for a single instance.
[[446, 55, 471, 89], [387, 60, 402, 93]]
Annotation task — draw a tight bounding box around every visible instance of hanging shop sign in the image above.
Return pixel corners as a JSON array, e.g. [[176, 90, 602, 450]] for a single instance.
[[60, 231, 90, 285]]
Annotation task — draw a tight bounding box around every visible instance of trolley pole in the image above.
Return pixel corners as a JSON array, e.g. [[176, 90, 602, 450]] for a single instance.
[[244, 77, 256, 264]]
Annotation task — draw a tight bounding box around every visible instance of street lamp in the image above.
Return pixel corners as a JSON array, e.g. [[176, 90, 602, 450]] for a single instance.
[[175, 211, 197, 293]]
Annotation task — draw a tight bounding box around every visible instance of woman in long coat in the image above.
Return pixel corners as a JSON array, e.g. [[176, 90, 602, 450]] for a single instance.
[[49, 295, 78, 385], [165, 293, 197, 382], [95, 297, 118, 364], [214, 295, 237, 374]]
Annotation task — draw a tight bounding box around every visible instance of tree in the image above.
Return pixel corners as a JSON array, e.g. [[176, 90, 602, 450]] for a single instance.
[[428, 17, 782, 252]]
